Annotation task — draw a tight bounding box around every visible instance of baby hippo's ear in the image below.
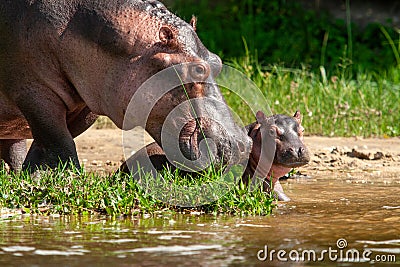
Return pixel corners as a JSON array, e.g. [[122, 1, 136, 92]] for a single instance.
[[293, 110, 302, 125], [256, 110, 267, 124]]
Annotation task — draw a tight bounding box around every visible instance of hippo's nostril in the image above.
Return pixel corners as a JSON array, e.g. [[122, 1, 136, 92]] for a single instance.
[[287, 147, 297, 157], [298, 147, 305, 157]]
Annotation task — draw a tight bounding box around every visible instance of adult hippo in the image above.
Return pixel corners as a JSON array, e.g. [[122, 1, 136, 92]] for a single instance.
[[0, 0, 252, 172]]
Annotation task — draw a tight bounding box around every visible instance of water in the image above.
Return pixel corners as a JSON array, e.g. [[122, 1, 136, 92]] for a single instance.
[[1, 176, 399, 267]]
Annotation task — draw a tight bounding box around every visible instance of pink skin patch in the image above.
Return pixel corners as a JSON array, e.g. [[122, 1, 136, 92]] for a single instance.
[[268, 164, 292, 183]]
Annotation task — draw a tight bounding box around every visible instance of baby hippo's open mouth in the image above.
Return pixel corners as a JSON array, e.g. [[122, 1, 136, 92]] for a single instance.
[[278, 160, 309, 168], [275, 146, 311, 169]]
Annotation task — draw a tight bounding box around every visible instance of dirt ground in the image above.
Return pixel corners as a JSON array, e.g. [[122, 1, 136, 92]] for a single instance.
[[74, 127, 400, 179]]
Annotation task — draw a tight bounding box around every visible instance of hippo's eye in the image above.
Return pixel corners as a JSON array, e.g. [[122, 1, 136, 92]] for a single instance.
[[269, 128, 275, 137], [194, 65, 206, 76], [190, 63, 210, 80]]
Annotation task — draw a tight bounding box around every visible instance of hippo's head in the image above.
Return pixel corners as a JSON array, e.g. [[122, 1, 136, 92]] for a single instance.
[[140, 13, 252, 168], [268, 111, 310, 168], [244, 111, 309, 201], [60, 1, 251, 169], [249, 111, 310, 180]]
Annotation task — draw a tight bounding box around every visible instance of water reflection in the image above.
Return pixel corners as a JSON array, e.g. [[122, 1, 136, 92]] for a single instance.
[[1, 176, 399, 266]]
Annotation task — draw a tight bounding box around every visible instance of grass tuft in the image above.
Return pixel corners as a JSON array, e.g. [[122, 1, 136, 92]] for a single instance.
[[0, 162, 275, 216], [223, 55, 400, 137]]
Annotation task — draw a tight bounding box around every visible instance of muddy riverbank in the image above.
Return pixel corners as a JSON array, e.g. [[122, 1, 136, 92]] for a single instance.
[[73, 128, 400, 180]]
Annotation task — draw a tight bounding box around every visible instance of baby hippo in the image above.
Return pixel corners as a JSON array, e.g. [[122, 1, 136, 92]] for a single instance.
[[120, 111, 310, 201], [242, 111, 310, 201]]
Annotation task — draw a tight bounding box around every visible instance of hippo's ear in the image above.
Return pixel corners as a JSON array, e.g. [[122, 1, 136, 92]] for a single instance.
[[256, 111, 267, 124], [159, 26, 174, 44], [293, 110, 302, 125], [190, 16, 197, 31]]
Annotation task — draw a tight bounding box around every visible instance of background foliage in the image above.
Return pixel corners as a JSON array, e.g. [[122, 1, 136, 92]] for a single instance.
[[168, 0, 400, 137], [169, 0, 399, 73]]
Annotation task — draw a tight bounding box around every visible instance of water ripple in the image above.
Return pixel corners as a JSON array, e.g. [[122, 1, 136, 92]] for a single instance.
[[115, 244, 222, 254]]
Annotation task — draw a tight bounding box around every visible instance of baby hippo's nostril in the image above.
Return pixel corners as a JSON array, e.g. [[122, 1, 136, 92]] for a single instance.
[[298, 147, 305, 157], [288, 147, 296, 154]]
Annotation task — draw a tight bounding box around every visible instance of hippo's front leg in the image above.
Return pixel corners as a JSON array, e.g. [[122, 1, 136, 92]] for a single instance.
[[16, 88, 80, 172], [263, 180, 291, 202], [67, 106, 99, 138], [0, 139, 27, 171]]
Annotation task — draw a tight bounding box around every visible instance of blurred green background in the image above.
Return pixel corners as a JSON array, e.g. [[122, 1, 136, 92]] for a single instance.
[[166, 0, 399, 73], [161, 0, 400, 137]]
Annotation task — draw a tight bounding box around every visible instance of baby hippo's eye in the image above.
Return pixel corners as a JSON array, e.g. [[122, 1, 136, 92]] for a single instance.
[[269, 128, 275, 137], [274, 126, 285, 140]]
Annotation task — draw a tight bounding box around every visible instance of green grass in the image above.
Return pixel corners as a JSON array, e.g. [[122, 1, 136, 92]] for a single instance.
[[0, 162, 275, 216], [169, 0, 400, 73], [222, 56, 400, 137]]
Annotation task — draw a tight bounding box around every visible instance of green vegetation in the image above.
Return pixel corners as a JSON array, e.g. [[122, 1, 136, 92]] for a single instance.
[[222, 58, 400, 137], [169, 0, 399, 73], [167, 0, 400, 137], [0, 162, 274, 216]]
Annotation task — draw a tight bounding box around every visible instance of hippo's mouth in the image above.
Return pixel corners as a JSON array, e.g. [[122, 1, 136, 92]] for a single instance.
[[277, 161, 309, 168], [179, 119, 201, 161], [178, 118, 230, 166], [275, 149, 311, 168]]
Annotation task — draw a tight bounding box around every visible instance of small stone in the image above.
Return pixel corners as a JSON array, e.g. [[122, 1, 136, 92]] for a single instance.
[[331, 147, 339, 154], [348, 148, 372, 160], [373, 152, 384, 160]]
